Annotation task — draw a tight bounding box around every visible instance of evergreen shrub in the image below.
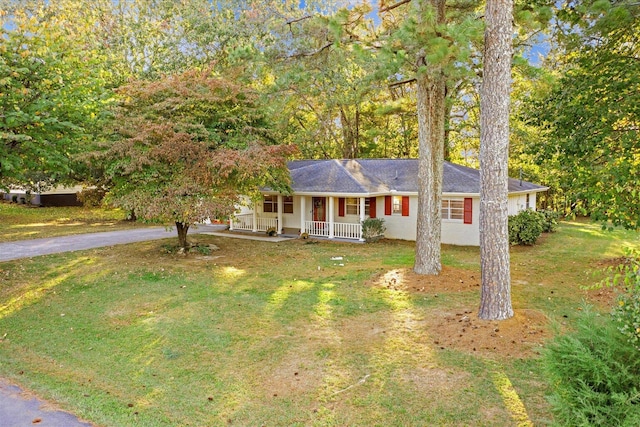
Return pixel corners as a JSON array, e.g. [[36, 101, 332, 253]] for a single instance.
[[543, 309, 640, 426]]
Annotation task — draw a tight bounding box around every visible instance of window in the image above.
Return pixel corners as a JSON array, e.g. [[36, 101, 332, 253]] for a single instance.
[[442, 199, 464, 221], [346, 198, 359, 215], [263, 195, 277, 213], [392, 196, 402, 214], [385, 196, 409, 216], [283, 196, 293, 214], [526, 193, 530, 209]]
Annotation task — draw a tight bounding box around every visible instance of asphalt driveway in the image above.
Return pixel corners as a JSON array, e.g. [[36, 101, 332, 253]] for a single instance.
[[0, 224, 227, 262]]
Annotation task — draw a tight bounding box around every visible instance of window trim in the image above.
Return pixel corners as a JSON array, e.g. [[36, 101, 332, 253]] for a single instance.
[[392, 196, 402, 215], [283, 196, 293, 214], [442, 198, 465, 222], [345, 197, 359, 215], [263, 195, 277, 213]]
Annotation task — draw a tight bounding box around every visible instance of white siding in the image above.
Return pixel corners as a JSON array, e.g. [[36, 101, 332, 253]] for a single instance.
[[508, 193, 537, 215], [379, 196, 418, 241], [441, 197, 480, 246]]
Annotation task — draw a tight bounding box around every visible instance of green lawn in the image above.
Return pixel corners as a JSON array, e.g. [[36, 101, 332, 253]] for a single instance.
[[0, 213, 637, 426], [0, 202, 146, 241]]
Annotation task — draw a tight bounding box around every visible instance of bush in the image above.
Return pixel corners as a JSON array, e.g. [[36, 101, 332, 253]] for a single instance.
[[610, 250, 640, 350], [543, 309, 640, 426], [540, 209, 560, 233], [76, 188, 107, 208], [508, 209, 545, 245], [361, 218, 386, 243]]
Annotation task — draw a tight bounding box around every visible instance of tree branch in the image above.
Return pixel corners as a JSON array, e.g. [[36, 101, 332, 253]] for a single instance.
[[388, 77, 417, 88], [379, 0, 411, 13]]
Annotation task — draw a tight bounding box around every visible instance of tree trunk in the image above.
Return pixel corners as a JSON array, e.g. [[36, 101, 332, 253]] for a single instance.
[[478, 0, 514, 320], [414, 0, 446, 276], [176, 221, 190, 251]]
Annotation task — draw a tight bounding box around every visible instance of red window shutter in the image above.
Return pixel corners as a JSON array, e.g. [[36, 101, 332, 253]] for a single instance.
[[401, 196, 410, 216], [369, 197, 376, 218], [338, 198, 345, 217], [384, 196, 392, 216], [464, 198, 473, 224]]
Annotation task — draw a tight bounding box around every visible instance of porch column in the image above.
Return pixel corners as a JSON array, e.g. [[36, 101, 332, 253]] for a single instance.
[[229, 216, 235, 231], [300, 196, 306, 234], [328, 196, 335, 239], [359, 197, 366, 241], [252, 202, 258, 232], [277, 195, 283, 234]]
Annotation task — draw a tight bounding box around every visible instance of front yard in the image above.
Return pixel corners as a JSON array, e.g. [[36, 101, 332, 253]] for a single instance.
[[0, 207, 637, 426]]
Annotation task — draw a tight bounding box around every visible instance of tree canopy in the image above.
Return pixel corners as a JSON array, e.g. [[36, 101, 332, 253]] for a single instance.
[[100, 67, 295, 249], [528, 1, 640, 229]]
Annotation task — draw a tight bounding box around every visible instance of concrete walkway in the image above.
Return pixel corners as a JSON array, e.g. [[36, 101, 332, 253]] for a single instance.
[[0, 224, 228, 262]]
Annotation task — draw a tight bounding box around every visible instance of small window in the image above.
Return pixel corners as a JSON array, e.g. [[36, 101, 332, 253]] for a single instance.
[[283, 196, 293, 214], [263, 195, 277, 213], [346, 198, 359, 215], [442, 199, 464, 221], [392, 196, 402, 215], [526, 193, 530, 209], [364, 198, 371, 216]]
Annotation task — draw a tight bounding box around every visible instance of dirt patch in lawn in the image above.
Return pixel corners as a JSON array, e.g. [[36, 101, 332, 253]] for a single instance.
[[371, 267, 552, 359]]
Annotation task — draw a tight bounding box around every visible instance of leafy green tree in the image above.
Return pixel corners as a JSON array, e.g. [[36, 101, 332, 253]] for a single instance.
[[0, 4, 107, 189], [99, 67, 295, 250], [528, 1, 640, 229]]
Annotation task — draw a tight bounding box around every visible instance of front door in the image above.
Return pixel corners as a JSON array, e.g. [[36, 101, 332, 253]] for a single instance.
[[312, 197, 326, 222]]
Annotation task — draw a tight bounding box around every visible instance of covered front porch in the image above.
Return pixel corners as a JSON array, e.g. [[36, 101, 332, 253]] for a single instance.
[[229, 195, 369, 241]]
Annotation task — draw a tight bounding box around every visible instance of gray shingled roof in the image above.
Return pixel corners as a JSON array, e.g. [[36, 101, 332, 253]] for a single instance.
[[286, 159, 547, 195]]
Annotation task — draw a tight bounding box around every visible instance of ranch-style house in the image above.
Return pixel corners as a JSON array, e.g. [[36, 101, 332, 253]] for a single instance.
[[230, 159, 548, 246]]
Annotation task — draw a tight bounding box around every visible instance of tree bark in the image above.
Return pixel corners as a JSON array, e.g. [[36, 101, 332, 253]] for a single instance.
[[176, 221, 190, 251], [478, 0, 514, 320], [414, 0, 446, 276]]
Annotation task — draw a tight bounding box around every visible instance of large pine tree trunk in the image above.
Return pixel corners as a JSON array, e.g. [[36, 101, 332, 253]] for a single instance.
[[414, 72, 446, 275], [176, 221, 190, 251], [414, 0, 446, 276], [478, 0, 514, 320]]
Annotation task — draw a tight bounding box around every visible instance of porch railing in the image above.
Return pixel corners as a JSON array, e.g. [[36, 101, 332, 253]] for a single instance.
[[305, 221, 361, 240], [334, 222, 362, 240], [256, 217, 278, 231], [305, 221, 329, 237], [232, 213, 254, 231], [232, 214, 278, 232]]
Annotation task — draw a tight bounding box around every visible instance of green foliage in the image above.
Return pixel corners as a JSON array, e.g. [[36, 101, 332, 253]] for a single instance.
[[99, 67, 295, 246], [508, 209, 545, 245], [609, 250, 640, 350], [0, 7, 106, 188], [266, 227, 277, 237], [361, 217, 386, 243], [76, 188, 106, 208], [539, 209, 560, 233], [543, 308, 640, 426], [528, 1, 640, 230]]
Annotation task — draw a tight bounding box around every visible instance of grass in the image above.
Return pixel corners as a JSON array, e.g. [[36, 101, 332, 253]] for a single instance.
[[0, 211, 638, 426], [0, 202, 146, 241]]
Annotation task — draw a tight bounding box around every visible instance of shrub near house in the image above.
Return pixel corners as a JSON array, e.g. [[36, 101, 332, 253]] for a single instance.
[[508, 209, 559, 245]]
